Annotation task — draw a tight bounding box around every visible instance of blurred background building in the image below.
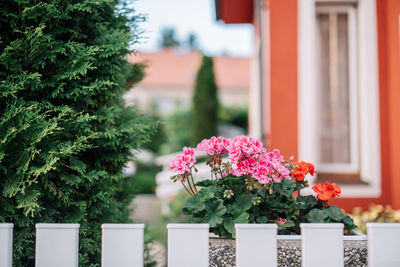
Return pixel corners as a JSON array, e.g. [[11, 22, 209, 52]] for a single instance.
[[125, 49, 250, 115], [215, 0, 400, 210]]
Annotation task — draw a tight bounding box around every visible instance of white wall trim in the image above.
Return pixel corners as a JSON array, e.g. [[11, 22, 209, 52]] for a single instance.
[[249, 0, 263, 140], [298, 0, 381, 198], [298, 0, 319, 165]]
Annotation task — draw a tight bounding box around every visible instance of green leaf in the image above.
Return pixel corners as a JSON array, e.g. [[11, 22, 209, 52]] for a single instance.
[[297, 195, 318, 209], [343, 215, 357, 230], [308, 209, 328, 223], [326, 206, 344, 221], [226, 194, 252, 216], [205, 200, 227, 227], [223, 220, 235, 235], [196, 179, 217, 187], [234, 211, 249, 223], [282, 220, 295, 228], [197, 188, 214, 201], [273, 179, 297, 198], [207, 185, 223, 195], [182, 196, 206, 214], [223, 212, 249, 236], [234, 194, 253, 211], [256, 216, 268, 223]]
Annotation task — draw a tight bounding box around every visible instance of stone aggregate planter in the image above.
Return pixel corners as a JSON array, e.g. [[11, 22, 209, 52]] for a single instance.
[[209, 232, 367, 267]]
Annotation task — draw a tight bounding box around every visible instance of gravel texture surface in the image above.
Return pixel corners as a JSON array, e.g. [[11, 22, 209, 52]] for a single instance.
[[209, 237, 367, 267]]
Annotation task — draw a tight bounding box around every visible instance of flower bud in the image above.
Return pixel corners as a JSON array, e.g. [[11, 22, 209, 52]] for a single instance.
[[252, 196, 262, 206], [223, 189, 234, 199]]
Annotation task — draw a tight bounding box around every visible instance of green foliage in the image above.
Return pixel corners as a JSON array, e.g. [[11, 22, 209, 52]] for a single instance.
[[148, 105, 248, 155], [192, 55, 218, 145], [219, 106, 248, 132], [130, 163, 160, 194], [0, 0, 155, 265], [183, 178, 356, 239], [160, 109, 192, 154], [141, 114, 167, 154], [126, 62, 146, 89]]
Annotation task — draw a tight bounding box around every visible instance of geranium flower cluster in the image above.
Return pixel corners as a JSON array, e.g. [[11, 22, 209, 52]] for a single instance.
[[292, 161, 316, 181], [201, 136, 290, 184], [170, 135, 354, 236], [197, 136, 231, 155], [312, 182, 341, 201], [171, 135, 291, 185], [169, 147, 196, 175]]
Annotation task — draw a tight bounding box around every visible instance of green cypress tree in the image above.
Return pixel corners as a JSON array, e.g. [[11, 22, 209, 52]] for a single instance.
[[192, 55, 218, 145], [0, 0, 155, 265]]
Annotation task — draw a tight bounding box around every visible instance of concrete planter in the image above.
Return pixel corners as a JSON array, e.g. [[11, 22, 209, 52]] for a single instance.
[[209, 231, 367, 267], [35, 223, 80, 267]]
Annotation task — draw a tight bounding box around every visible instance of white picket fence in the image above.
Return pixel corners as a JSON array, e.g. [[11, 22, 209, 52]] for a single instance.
[[1, 223, 400, 267]]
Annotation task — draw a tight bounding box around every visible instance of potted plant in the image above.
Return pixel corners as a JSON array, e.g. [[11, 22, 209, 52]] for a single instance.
[[169, 136, 366, 266]]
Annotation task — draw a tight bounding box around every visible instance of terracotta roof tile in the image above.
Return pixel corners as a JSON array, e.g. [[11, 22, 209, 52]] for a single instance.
[[127, 49, 250, 91]]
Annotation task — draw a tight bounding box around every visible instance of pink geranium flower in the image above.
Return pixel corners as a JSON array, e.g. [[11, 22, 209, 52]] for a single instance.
[[227, 136, 290, 183], [197, 136, 231, 155], [169, 147, 196, 174], [228, 136, 266, 163], [278, 218, 287, 224]]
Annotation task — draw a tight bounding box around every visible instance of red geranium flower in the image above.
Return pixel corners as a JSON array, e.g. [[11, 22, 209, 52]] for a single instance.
[[292, 161, 316, 181], [312, 182, 341, 201]]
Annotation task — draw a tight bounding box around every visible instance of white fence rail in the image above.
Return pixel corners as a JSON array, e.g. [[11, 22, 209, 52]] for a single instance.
[[0, 222, 400, 267]]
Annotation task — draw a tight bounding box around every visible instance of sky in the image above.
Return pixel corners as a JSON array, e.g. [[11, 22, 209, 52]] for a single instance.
[[132, 0, 254, 57]]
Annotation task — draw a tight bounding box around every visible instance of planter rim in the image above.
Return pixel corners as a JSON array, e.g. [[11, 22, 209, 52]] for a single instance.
[[36, 223, 80, 229], [102, 223, 145, 229], [300, 223, 344, 229], [235, 223, 277, 229], [167, 223, 209, 229], [0, 223, 13, 229], [366, 223, 400, 229]]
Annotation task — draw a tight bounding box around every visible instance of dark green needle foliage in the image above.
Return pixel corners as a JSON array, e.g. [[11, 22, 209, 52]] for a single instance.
[[192, 55, 218, 145], [0, 0, 155, 265]]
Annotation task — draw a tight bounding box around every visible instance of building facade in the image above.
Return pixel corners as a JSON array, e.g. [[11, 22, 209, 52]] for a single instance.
[[216, 0, 400, 210], [125, 50, 250, 115]]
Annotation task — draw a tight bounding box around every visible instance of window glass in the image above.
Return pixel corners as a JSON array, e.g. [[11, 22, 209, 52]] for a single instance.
[[317, 12, 352, 164]]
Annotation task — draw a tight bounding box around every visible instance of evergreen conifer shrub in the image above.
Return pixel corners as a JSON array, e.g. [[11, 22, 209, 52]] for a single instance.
[[0, 0, 155, 265], [192, 55, 218, 145]]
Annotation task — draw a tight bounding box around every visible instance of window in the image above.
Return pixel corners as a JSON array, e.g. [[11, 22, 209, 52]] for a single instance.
[[316, 5, 359, 178], [298, 0, 381, 197]]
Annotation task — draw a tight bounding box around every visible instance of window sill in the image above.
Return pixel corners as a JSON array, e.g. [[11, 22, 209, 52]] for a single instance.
[[316, 173, 368, 185]]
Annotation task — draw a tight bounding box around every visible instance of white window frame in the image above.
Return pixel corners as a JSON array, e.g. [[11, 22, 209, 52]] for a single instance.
[[298, 0, 381, 197], [315, 5, 359, 174]]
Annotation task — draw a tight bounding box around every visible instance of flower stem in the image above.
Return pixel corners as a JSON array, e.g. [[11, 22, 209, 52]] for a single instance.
[[264, 188, 268, 202], [181, 180, 193, 196], [187, 178, 196, 195], [190, 174, 198, 194]]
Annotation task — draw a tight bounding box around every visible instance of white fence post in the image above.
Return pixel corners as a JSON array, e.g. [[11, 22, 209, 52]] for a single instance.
[[235, 224, 277, 267], [101, 224, 144, 267], [35, 223, 80, 267], [301, 223, 344, 267], [0, 223, 13, 267], [367, 223, 400, 267], [167, 224, 209, 267]]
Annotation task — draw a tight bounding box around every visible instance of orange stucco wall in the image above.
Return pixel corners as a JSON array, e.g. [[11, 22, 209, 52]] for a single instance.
[[267, 0, 298, 159], [379, 0, 400, 209]]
